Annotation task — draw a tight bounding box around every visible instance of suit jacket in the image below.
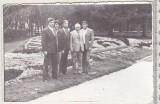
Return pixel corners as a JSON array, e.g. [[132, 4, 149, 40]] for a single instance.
[[41, 27, 58, 53], [57, 28, 70, 51], [70, 30, 84, 52], [80, 28, 94, 50]]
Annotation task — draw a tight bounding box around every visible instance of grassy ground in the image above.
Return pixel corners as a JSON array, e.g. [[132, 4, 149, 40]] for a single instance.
[[4, 46, 152, 102]]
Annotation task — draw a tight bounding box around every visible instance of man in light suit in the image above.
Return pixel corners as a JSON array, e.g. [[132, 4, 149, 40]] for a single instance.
[[70, 23, 84, 74], [57, 20, 70, 74], [41, 18, 59, 81], [81, 21, 94, 74]]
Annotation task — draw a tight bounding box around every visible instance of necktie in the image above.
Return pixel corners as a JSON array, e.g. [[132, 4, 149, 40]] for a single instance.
[[78, 31, 80, 38], [64, 29, 68, 35], [50, 28, 55, 36], [53, 29, 58, 51]]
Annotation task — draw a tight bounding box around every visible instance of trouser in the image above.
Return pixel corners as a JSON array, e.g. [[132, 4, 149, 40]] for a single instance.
[[72, 51, 83, 73], [43, 53, 58, 80], [59, 50, 69, 74], [56, 52, 61, 74], [82, 48, 91, 73]]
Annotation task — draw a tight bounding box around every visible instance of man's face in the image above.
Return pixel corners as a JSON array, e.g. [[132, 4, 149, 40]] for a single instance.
[[48, 20, 55, 28], [55, 23, 59, 29], [75, 25, 81, 31], [82, 23, 88, 29], [63, 21, 68, 28]]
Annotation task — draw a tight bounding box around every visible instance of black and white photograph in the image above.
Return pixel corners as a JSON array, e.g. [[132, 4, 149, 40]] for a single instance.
[[3, 2, 153, 103]]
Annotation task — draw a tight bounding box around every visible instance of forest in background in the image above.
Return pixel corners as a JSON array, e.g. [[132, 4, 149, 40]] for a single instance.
[[3, 4, 152, 41]]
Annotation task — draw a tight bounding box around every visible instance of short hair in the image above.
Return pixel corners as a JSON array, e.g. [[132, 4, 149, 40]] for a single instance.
[[75, 23, 81, 28], [48, 18, 54, 23], [63, 20, 68, 24], [82, 21, 88, 25], [55, 20, 60, 25]]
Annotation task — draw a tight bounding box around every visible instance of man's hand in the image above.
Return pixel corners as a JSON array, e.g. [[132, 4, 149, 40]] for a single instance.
[[43, 51, 47, 55], [70, 49, 73, 53], [61, 50, 64, 53]]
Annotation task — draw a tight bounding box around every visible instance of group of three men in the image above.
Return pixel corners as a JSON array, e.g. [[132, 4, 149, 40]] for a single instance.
[[41, 18, 94, 81]]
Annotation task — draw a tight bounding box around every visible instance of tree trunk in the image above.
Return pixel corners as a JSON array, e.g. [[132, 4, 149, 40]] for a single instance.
[[119, 23, 124, 32], [108, 24, 114, 37], [15, 22, 18, 30], [142, 19, 146, 38]]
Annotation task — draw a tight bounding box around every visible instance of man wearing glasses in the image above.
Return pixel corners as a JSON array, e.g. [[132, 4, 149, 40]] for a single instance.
[[41, 18, 59, 81], [70, 23, 84, 74]]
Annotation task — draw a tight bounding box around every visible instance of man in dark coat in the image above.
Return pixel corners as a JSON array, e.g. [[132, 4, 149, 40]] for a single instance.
[[57, 20, 70, 74], [41, 18, 59, 81]]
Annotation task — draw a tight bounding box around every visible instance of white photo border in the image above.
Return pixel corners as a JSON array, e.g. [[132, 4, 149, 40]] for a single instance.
[[1, 0, 156, 104]]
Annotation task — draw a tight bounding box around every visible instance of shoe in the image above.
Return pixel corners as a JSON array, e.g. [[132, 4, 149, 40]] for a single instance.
[[43, 79, 49, 82], [62, 72, 67, 75], [73, 71, 79, 74], [52, 76, 58, 79], [82, 71, 88, 74], [78, 71, 82, 74], [59, 73, 63, 75]]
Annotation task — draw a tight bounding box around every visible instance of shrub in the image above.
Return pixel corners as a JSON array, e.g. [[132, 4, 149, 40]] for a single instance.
[[13, 48, 42, 54], [117, 37, 130, 46], [4, 29, 30, 42]]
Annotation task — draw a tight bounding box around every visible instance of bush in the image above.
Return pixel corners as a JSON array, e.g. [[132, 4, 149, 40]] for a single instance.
[[13, 48, 41, 54], [4, 29, 30, 42], [117, 37, 130, 46]]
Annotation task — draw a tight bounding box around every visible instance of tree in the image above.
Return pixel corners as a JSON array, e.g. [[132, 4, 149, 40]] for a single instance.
[[4, 4, 152, 38]]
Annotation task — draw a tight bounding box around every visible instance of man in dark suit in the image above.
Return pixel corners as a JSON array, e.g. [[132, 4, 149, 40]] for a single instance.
[[41, 18, 59, 81], [81, 21, 94, 74], [57, 20, 70, 74]]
